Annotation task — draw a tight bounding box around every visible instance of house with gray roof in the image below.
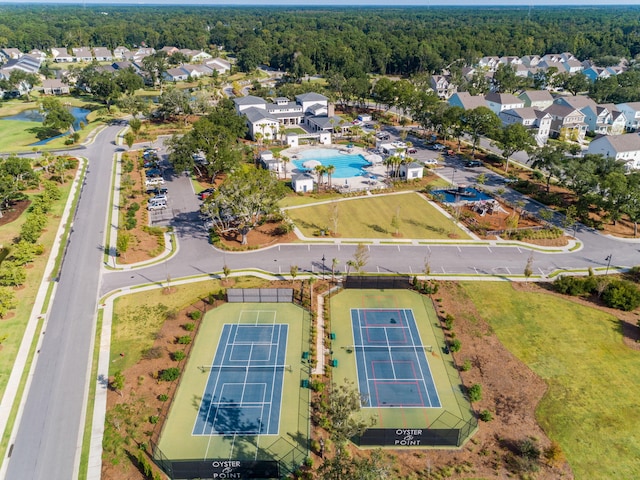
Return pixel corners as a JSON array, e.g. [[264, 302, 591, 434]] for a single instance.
[[544, 103, 587, 142], [205, 57, 231, 75], [587, 134, 640, 170], [448, 92, 487, 111], [519, 90, 554, 110], [52, 47, 73, 63], [113, 46, 131, 60], [72, 47, 93, 62], [485, 93, 524, 115], [616, 102, 640, 131], [93, 47, 113, 62], [42, 79, 70, 95], [499, 107, 551, 145]]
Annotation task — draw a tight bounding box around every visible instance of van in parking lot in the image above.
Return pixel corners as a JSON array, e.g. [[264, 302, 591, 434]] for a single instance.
[[145, 177, 165, 186]]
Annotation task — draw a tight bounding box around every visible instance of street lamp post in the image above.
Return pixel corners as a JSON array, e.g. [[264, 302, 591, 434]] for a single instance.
[[321, 254, 326, 280], [452, 168, 457, 187], [605, 254, 612, 275]]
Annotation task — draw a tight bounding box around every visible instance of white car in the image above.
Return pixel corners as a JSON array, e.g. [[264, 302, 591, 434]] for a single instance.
[[145, 177, 165, 186], [424, 159, 439, 166], [147, 202, 167, 211]]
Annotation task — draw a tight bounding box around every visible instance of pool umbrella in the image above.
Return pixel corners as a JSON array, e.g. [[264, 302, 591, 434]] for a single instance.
[[365, 153, 383, 164], [303, 159, 322, 169]]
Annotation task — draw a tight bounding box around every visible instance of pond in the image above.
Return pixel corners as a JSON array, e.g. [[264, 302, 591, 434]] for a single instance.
[[0, 107, 92, 145]]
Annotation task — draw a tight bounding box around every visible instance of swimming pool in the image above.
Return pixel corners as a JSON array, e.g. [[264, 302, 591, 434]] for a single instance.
[[292, 148, 370, 178], [432, 187, 492, 203]]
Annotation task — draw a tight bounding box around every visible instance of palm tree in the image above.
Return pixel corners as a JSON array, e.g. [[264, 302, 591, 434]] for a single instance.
[[273, 151, 282, 178], [314, 165, 326, 191], [325, 165, 335, 189], [281, 155, 290, 179], [279, 124, 287, 145]]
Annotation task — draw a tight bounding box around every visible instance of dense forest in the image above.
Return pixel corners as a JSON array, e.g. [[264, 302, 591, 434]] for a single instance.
[[1, 5, 640, 77]]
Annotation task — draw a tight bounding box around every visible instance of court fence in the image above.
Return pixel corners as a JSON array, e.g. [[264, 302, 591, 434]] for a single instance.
[[227, 288, 294, 303], [344, 275, 412, 290]]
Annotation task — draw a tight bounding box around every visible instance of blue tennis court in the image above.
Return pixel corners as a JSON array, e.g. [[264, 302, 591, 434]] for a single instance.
[[193, 323, 288, 436], [351, 308, 441, 408]]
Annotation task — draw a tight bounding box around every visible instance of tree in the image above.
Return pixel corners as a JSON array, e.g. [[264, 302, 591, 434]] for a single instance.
[[141, 52, 168, 91], [201, 168, 287, 245], [391, 206, 401, 236], [0, 287, 16, 318], [350, 243, 369, 274], [41, 97, 74, 133], [462, 106, 501, 158], [157, 88, 192, 124], [493, 63, 523, 93], [123, 131, 135, 149], [530, 144, 569, 193], [559, 72, 590, 96], [128, 117, 142, 137], [624, 172, 640, 237], [524, 253, 534, 282], [494, 123, 536, 172], [111, 370, 125, 396], [325, 380, 376, 448]]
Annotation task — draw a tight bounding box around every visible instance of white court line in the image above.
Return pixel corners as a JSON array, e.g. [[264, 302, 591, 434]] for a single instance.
[[383, 328, 397, 380], [404, 309, 441, 408]]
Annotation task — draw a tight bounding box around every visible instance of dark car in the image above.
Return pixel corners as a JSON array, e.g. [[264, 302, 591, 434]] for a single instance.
[[465, 160, 483, 168], [198, 187, 216, 200], [147, 186, 168, 195]]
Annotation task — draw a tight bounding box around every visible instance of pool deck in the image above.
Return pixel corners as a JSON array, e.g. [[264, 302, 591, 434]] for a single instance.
[[282, 144, 389, 192]]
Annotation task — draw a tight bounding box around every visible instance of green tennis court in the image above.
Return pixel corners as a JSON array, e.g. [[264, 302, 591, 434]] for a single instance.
[[330, 289, 477, 447], [154, 303, 310, 476]]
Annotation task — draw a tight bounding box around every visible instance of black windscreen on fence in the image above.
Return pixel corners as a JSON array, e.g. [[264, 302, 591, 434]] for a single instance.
[[227, 288, 293, 303], [344, 276, 411, 290]]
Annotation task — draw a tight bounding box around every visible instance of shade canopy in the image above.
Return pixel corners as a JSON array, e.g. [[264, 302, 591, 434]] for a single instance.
[[365, 153, 383, 164]]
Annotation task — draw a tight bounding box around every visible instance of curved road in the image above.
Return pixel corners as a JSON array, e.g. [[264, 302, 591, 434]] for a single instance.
[[4, 123, 638, 479]]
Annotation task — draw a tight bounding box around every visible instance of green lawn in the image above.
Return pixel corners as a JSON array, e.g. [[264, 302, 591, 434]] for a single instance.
[[0, 120, 43, 151], [279, 191, 343, 208], [461, 282, 640, 480], [286, 192, 470, 239]]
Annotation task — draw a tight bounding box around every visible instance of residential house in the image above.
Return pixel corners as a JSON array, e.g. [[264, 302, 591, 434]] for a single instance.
[[29, 49, 47, 61], [521, 55, 541, 68], [583, 66, 610, 83], [164, 67, 189, 82], [93, 47, 113, 62], [600, 104, 627, 135], [205, 57, 231, 75], [399, 162, 424, 181], [499, 107, 552, 145], [113, 46, 131, 60], [478, 56, 500, 72], [0, 48, 22, 61], [498, 56, 522, 67], [484, 92, 524, 115], [616, 102, 640, 131], [51, 47, 73, 63], [430, 75, 457, 99], [555, 96, 606, 134], [0, 54, 42, 78], [587, 134, 640, 170], [448, 92, 487, 111], [544, 103, 587, 142], [42, 79, 70, 95], [190, 50, 212, 62], [519, 90, 554, 110], [181, 64, 212, 78], [72, 47, 93, 62], [559, 59, 584, 74], [132, 47, 155, 63], [160, 46, 179, 56], [291, 172, 315, 193]]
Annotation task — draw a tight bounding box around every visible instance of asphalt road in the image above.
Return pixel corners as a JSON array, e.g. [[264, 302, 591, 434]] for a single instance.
[[4, 126, 121, 480]]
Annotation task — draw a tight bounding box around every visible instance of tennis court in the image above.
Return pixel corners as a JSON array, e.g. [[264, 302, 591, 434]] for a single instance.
[[154, 303, 310, 476], [351, 308, 440, 408], [193, 323, 288, 436]]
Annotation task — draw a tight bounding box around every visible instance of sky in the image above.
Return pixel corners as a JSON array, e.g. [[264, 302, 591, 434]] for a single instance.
[[0, 0, 638, 5]]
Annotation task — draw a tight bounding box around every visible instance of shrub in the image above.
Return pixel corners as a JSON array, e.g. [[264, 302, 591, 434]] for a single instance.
[[158, 394, 169, 402], [444, 314, 454, 330], [171, 351, 186, 361], [188, 310, 201, 320], [479, 409, 493, 422], [460, 359, 472, 372], [116, 233, 131, 255], [159, 367, 180, 382], [449, 339, 461, 352], [602, 280, 640, 311], [309, 380, 325, 392], [177, 335, 192, 345], [467, 384, 482, 402], [142, 346, 164, 360], [0, 261, 26, 287], [0, 287, 17, 318], [183, 322, 196, 331], [149, 415, 159, 424]]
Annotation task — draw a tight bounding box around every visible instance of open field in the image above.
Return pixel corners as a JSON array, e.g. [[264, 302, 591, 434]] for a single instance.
[[286, 192, 470, 239], [461, 282, 640, 480]]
